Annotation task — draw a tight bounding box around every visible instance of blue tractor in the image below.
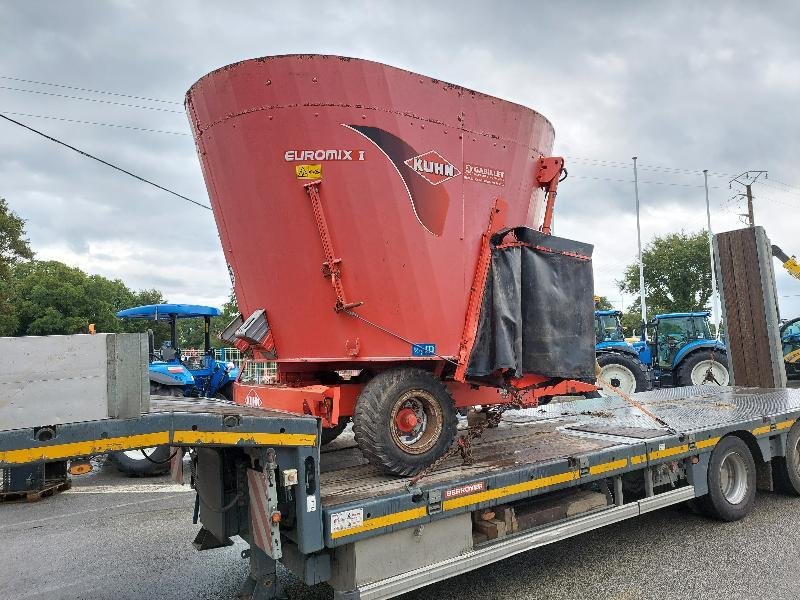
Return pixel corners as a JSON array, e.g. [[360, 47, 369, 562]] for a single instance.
[[633, 312, 729, 387], [780, 317, 800, 378], [109, 303, 239, 475], [594, 309, 653, 395]]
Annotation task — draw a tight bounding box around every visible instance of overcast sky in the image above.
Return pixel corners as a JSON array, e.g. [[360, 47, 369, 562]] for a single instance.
[[1, 1, 799, 319]]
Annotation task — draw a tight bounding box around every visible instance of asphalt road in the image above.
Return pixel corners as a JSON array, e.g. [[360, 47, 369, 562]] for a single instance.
[[2, 455, 800, 600]]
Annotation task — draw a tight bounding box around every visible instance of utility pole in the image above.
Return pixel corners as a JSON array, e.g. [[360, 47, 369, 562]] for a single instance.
[[730, 171, 767, 227], [633, 156, 647, 340], [704, 170, 720, 338]]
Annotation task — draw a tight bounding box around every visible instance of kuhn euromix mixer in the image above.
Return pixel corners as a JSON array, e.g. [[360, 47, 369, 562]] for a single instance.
[[186, 55, 596, 475]]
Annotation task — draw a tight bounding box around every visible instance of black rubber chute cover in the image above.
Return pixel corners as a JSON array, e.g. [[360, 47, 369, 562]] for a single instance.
[[466, 227, 595, 380]]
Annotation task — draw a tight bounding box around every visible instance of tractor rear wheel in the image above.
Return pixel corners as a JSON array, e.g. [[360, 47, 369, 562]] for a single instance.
[[597, 352, 650, 395], [677, 350, 730, 387], [353, 368, 457, 476]]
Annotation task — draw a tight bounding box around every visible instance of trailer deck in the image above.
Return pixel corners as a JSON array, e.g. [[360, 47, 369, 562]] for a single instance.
[[2, 386, 800, 600], [313, 387, 799, 547]]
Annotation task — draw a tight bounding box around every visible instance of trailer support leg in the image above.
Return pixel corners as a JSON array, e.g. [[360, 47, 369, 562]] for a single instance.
[[613, 476, 624, 506], [644, 467, 654, 497], [240, 546, 283, 600]]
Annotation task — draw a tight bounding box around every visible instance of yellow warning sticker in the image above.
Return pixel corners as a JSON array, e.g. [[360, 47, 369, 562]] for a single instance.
[[295, 164, 322, 179]]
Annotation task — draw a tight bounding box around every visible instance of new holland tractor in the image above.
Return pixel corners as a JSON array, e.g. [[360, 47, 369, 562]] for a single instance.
[[108, 303, 239, 475], [594, 309, 653, 395], [633, 312, 729, 387], [781, 317, 800, 378]]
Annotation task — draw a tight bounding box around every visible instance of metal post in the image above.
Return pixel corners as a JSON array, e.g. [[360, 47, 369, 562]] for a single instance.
[[633, 157, 647, 339], [704, 170, 720, 338], [746, 183, 755, 227]]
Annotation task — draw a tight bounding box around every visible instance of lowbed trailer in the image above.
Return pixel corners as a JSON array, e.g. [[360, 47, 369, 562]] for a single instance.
[[3, 386, 800, 599]]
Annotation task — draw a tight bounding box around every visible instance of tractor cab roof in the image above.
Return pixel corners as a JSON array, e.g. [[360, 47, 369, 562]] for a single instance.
[[653, 311, 710, 320], [117, 303, 222, 320], [595, 310, 622, 317]]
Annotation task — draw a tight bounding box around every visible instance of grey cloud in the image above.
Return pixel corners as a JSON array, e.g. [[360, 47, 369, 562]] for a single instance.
[[1, 0, 798, 314]]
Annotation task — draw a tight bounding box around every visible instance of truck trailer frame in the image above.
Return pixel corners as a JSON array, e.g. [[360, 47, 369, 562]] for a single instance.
[[2, 386, 800, 599]]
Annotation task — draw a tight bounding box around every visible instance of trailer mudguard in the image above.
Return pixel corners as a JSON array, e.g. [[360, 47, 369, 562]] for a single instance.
[[466, 227, 595, 379]]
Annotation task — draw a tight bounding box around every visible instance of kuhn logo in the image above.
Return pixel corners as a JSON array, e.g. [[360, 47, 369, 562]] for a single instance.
[[444, 481, 485, 499], [243, 388, 262, 408], [404, 151, 461, 185]]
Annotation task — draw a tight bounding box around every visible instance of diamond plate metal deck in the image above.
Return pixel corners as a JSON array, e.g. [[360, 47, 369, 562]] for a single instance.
[[319, 386, 800, 508]]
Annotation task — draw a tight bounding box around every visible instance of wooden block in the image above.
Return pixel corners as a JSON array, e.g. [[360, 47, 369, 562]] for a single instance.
[[472, 508, 495, 523], [515, 502, 566, 530], [565, 490, 607, 517], [473, 517, 507, 540], [502, 506, 518, 534]]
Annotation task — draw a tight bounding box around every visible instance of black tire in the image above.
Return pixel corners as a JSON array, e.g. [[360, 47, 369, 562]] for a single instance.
[[353, 368, 457, 476], [676, 350, 730, 387], [699, 435, 756, 521], [597, 352, 650, 394], [774, 421, 800, 495], [322, 418, 350, 445], [108, 445, 172, 477]]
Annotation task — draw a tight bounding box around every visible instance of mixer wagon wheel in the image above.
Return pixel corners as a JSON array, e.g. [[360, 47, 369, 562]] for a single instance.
[[321, 418, 350, 445], [353, 368, 457, 476]]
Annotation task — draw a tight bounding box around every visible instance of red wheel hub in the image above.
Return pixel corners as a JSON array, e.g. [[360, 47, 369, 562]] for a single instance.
[[395, 408, 419, 433]]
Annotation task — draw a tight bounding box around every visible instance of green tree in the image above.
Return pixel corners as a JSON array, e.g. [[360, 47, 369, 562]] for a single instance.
[[176, 291, 239, 349], [594, 295, 614, 310], [0, 198, 33, 277], [618, 230, 712, 317], [5, 260, 166, 337], [0, 199, 34, 335]]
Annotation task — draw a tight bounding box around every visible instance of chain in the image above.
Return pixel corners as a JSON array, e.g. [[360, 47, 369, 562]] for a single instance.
[[595, 374, 673, 430], [704, 346, 722, 385], [408, 388, 527, 487]]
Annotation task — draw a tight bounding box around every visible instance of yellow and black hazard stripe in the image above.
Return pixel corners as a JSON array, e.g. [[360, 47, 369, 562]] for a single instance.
[[0, 429, 317, 465]]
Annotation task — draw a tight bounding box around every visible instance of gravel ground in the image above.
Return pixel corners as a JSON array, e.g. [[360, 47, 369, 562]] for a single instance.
[[2, 455, 800, 600]]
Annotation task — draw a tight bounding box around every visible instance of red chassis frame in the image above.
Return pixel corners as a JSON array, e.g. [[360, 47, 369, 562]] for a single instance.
[[231, 156, 597, 427], [232, 376, 596, 429]]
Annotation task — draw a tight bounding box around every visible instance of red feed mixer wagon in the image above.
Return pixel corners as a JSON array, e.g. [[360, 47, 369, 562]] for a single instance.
[[186, 55, 597, 476]]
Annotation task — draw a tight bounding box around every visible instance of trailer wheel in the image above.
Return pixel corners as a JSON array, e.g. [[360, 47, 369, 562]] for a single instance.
[[108, 446, 172, 477], [353, 368, 457, 476], [677, 350, 730, 387], [774, 421, 800, 495], [322, 418, 350, 445], [699, 435, 756, 521], [597, 352, 650, 395]]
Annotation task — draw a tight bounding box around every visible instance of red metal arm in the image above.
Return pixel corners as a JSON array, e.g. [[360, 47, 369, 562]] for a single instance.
[[536, 156, 565, 236]]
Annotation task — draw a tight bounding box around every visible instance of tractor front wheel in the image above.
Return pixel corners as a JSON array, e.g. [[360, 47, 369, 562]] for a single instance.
[[677, 350, 730, 387], [353, 368, 457, 476], [597, 352, 650, 395]]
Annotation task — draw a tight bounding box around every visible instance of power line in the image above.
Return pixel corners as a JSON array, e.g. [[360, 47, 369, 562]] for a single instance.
[[0, 85, 184, 114], [0, 110, 190, 136], [0, 113, 210, 210], [564, 155, 734, 178], [569, 173, 724, 189], [0, 74, 182, 105]]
